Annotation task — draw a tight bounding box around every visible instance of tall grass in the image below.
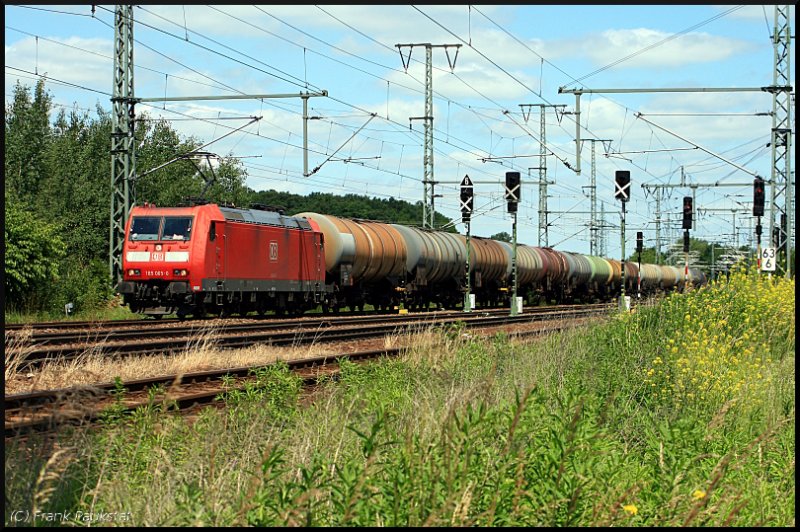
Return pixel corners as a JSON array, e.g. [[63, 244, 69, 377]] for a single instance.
[[4, 302, 140, 324], [5, 266, 794, 526]]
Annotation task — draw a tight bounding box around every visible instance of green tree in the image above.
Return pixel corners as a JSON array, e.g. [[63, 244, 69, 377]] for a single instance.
[[249, 189, 453, 230], [40, 104, 112, 260], [4, 79, 52, 200], [4, 195, 66, 310], [490, 231, 512, 243], [133, 115, 204, 207], [203, 155, 250, 207]]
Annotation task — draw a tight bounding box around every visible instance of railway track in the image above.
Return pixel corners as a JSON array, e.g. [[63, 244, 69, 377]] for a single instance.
[[7, 304, 614, 368], [5, 300, 639, 333], [5, 306, 529, 343], [5, 320, 587, 438]]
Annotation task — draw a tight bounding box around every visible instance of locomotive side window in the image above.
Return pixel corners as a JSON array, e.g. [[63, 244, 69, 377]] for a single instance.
[[162, 216, 193, 241], [130, 216, 161, 241]]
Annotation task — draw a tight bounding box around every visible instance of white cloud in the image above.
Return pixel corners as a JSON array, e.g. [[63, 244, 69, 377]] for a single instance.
[[551, 28, 755, 69]]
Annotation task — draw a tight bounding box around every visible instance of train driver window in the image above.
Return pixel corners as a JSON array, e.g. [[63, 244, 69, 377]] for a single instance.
[[130, 216, 161, 241], [209, 221, 216, 242], [162, 216, 193, 241]]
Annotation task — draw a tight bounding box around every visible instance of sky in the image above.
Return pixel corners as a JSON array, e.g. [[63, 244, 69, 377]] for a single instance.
[[4, 4, 795, 261]]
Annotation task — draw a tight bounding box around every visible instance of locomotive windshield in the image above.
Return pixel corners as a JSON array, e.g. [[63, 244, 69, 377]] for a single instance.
[[162, 216, 193, 241], [130, 216, 161, 241], [129, 216, 194, 241]]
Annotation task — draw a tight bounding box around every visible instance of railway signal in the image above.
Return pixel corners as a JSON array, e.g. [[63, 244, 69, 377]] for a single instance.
[[752, 176, 765, 274], [682, 196, 693, 230], [636, 231, 643, 299], [614, 170, 631, 310], [614, 170, 631, 202], [461, 175, 474, 312], [505, 171, 520, 213], [460, 175, 473, 224], [752, 177, 765, 217], [502, 172, 521, 314]]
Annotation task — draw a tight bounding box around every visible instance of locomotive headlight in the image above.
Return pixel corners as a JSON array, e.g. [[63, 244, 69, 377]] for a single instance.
[[127, 269, 141, 276], [173, 269, 189, 276]]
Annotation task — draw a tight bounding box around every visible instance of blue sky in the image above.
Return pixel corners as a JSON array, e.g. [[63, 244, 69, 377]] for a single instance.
[[5, 4, 795, 260]]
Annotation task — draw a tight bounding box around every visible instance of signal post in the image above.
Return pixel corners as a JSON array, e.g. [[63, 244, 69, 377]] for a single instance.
[[636, 231, 643, 299], [615, 171, 631, 310], [460, 175, 474, 312], [682, 196, 693, 288], [753, 177, 767, 275], [505, 172, 521, 316]]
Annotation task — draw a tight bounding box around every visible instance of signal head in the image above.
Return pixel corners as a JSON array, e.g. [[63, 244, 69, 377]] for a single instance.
[[614, 170, 631, 202]]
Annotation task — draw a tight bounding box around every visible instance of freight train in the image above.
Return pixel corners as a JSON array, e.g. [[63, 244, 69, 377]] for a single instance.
[[115, 202, 707, 318]]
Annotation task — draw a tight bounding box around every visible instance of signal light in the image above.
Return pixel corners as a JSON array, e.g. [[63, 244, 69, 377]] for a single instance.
[[636, 231, 643, 253], [460, 193, 473, 223], [505, 172, 520, 213], [460, 175, 474, 224], [614, 170, 631, 202], [753, 177, 765, 217], [682, 196, 693, 230]]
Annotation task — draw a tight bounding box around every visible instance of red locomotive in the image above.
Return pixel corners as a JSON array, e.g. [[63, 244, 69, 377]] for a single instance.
[[116, 203, 327, 318]]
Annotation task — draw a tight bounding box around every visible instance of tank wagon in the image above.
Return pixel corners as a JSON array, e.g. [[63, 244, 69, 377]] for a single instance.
[[117, 203, 707, 318]]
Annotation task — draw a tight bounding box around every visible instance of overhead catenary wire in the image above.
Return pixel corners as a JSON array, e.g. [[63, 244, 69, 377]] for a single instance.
[[4, 4, 774, 250]]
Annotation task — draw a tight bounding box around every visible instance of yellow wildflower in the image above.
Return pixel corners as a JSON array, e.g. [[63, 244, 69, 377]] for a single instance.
[[692, 490, 706, 500], [622, 504, 638, 516]]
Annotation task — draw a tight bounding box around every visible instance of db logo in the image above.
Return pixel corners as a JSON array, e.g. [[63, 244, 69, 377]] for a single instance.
[[151, 252, 164, 261], [269, 241, 279, 261]]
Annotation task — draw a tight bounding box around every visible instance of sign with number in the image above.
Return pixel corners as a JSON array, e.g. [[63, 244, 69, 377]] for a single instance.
[[760, 247, 776, 271]]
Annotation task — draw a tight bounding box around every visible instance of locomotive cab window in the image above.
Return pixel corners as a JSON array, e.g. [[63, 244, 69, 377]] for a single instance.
[[162, 216, 193, 241], [130, 216, 161, 241]]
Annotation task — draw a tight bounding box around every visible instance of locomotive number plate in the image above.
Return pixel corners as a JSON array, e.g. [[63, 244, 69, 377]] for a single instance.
[[145, 270, 169, 277]]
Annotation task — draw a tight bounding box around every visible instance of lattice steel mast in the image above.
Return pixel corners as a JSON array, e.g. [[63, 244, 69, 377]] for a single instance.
[[109, 5, 135, 284]]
